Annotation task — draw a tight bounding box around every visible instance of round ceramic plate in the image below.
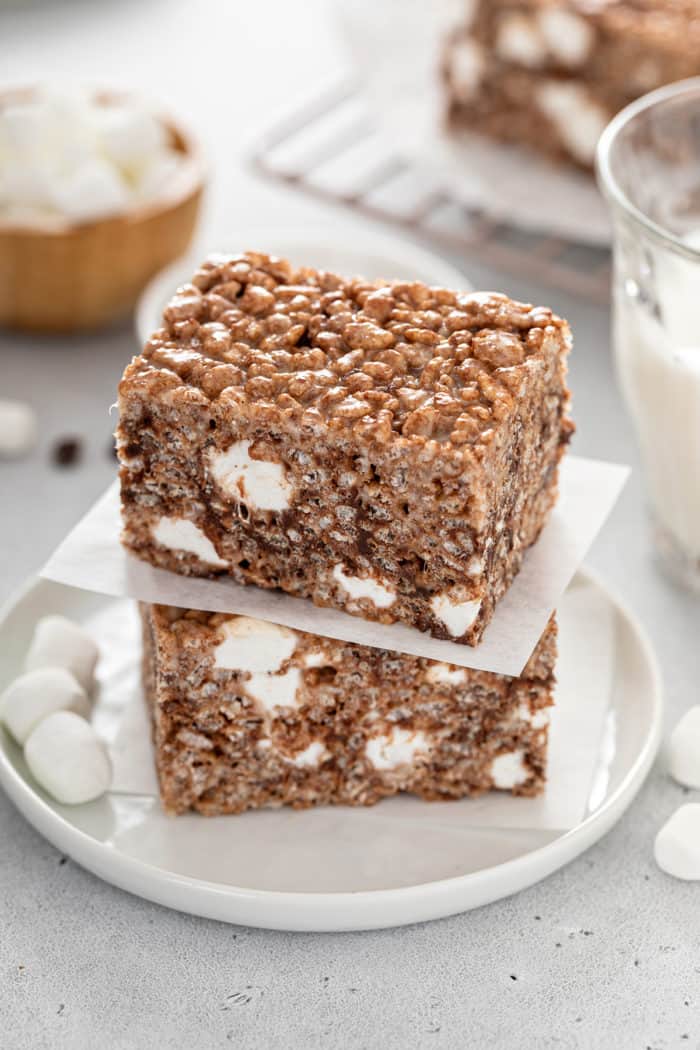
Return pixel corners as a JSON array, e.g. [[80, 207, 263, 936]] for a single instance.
[[135, 227, 472, 346], [0, 571, 661, 932]]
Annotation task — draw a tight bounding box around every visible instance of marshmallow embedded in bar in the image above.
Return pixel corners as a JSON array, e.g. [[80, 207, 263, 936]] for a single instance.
[[24, 711, 112, 805], [140, 604, 557, 816], [25, 615, 99, 693], [0, 667, 89, 745]]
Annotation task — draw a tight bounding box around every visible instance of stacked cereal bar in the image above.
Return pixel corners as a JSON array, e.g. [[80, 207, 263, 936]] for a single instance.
[[442, 0, 700, 170], [118, 252, 572, 647], [141, 604, 556, 815]]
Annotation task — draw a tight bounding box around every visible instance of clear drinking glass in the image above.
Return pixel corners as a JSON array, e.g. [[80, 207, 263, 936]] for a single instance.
[[597, 79, 700, 592]]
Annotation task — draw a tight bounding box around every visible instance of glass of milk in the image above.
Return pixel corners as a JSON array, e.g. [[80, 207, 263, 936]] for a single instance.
[[597, 79, 700, 592]]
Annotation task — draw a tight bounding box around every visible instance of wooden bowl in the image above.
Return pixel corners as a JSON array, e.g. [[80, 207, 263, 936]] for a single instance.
[[0, 91, 205, 333]]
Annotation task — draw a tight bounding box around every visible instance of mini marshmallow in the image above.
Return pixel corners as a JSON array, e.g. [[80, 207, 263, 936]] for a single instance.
[[332, 564, 396, 609], [208, 441, 292, 512], [449, 38, 485, 102], [214, 617, 297, 673], [654, 805, 700, 880], [430, 592, 481, 637], [25, 615, 99, 693], [50, 158, 129, 223], [366, 728, 429, 771], [668, 706, 700, 789], [24, 711, 112, 805], [245, 668, 301, 713], [0, 667, 89, 745], [152, 516, 228, 568], [302, 651, 326, 668], [0, 89, 183, 224], [96, 105, 168, 175], [425, 662, 467, 686], [0, 399, 37, 459], [289, 740, 327, 769], [133, 151, 181, 202], [496, 13, 546, 67], [491, 750, 529, 789], [537, 9, 594, 67], [536, 81, 608, 164]]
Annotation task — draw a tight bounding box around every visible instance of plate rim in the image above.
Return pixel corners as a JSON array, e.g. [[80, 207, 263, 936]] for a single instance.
[[134, 225, 473, 347], [0, 568, 663, 932]]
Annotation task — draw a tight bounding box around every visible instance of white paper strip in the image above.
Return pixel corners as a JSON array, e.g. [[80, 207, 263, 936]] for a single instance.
[[89, 571, 613, 832], [40, 455, 628, 677]]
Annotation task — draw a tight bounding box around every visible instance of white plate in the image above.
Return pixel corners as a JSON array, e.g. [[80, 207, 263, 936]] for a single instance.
[[0, 571, 661, 932], [135, 227, 472, 346]]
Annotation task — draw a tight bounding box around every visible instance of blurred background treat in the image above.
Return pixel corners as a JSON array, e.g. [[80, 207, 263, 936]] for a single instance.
[[442, 0, 700, 171]]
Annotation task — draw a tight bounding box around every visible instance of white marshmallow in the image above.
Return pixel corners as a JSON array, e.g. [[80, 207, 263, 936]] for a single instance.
[[654, 805, 700, 880], [245, 668, 301, 713], [302, 651, 326, 668], [517, 702, 550, 730], [449, 38, 485, 101], [49, 158, 129, 223], [0, 668, 89, 745], [537, 9, 594, 67], [430, 592, 481, 637], [25, 615, 99, 693], [1, 160, 56, 212], [425, 662, 467, 686], [496, 14, 546, 67], [95, 105, 168, 175], [214, 617, 297, 673], [133, 151, 181, 202], [24, 711, 112, 805], [208, 441, 292, 512], [152, 516, 227, 568], [466, 555, 483, 578], [668, 706, 700, 789], [289, 739, 327, 768], [365, 728, 429, 771], [332, 563, 396, 609], [536, 81, 608, 164], [0, 89, 184, 224], [491, 750, 529, 789], [0, 101, 52, 156], [0, 399, 37, 459]]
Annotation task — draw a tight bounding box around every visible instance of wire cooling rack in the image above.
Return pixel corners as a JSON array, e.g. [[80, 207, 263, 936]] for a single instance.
[[249, 78, 611, 302]]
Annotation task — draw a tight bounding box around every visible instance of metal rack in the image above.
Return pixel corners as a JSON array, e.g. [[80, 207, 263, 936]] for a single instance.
[[250, 78, 611, 302]]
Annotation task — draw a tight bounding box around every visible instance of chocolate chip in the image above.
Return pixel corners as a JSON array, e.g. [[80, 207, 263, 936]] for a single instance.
[[52, 437, 82, 467]]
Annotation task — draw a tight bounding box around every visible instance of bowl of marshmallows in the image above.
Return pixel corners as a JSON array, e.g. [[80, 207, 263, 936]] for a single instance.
[[0, 85, 204, 332]]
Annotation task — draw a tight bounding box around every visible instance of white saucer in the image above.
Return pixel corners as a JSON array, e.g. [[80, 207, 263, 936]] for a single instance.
[[135, 226, 472, 346], [0, 571, 661, 931]]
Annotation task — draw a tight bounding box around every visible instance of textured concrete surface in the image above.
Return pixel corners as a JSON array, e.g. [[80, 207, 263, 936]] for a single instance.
[[1, 1, 699, 1047]]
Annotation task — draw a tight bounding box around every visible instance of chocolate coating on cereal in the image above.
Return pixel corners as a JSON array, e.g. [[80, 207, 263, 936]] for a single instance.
[[144, 252, 570, 449]]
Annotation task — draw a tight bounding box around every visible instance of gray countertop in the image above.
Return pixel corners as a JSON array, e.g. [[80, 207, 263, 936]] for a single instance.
[[2, 2, 699, 1047]]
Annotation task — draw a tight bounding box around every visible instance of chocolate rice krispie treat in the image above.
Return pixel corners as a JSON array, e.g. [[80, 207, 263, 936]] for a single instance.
[[118, 252, 572, 646], [142, 604, 556, 815], [443, 0, 700, 170]]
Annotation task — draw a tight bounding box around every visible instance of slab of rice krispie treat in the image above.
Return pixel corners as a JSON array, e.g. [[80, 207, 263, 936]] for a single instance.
[[443, 0, 700, 170], [118, 252, 572, 646], [141, 604, 556, 815]]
